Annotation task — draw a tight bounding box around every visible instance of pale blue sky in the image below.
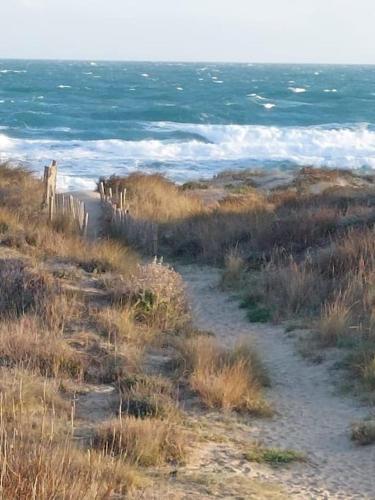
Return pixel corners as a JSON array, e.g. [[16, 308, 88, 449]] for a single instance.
[[1, 0, 374, 63]]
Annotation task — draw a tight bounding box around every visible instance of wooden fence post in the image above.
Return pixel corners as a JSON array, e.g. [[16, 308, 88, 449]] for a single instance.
[[43, 160, 57, 210]]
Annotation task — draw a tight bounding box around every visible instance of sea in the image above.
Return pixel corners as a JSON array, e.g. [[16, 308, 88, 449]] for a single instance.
[[0, 60, 375, 191]]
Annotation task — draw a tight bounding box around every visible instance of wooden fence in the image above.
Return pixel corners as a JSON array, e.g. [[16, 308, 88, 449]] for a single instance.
[[99, 180, 158, 254], [43, 161, 89, 235]]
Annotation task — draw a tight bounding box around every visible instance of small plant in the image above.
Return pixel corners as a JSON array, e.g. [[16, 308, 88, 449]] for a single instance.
[[221, 248, 246, 289], [173, 336, 270, 414], [318, 295, 352, 346], [118, 374, 178, 419], [351, 419, 375, 445], [240, 296, 272, 323], [244, 446, 304, 466], [94, 417, 187, 466], [112, 259, 189, 332]]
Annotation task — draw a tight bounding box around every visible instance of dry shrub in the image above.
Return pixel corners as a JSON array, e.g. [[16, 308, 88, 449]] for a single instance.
[[351, 419, 375, 445], [0, 427, 142, 499], [0, 316, 86, 379], [113, 259, 189, 332], [347, 344, 375, 390], [95, 306, 154, 347], [29, 227, 138, 275], [0, 260, 50, 317], [94, 416, 187, 466], [118, 374, 178, 419], [255, 206, 339, 254], [260, 257, 325, 318], [319, 228, 375, 280], [102, 173, 203, 222], [221, 248, 246, 289], [0, 206, 21, 234], [0, 368, 70, 422], [174, 336, 270, 414], [0, 162, 43, 219], [319, 295, 352, 346]]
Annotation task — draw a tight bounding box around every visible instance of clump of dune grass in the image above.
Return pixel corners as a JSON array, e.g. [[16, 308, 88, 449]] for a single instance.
[[0, 367, 71, 422], [95, 305, 154, 347], [29, 227, 138, 274], [174, 336, 270, 415], [118, 374, 179, 419], [346, 343, 375, 390], [220, 248, 246, 289], [101, 173, 204, 223], [0, 316, 86, 379], [244, 445, 304, 466], [94, 416, 187, 466], [0, 423, 143, 498], [111, 259, 189, 332], [351, 419, 375, 445], [318, 294, 352, 346], [0, 260, 50, 317]]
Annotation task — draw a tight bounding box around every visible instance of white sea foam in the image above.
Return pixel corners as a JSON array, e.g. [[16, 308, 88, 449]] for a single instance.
[[141, 73, 149, 78], [324, 89, 338, 93], [263, 103, 276, 109], [0, 70, 27, 74], [289, 87, 307, 93], [1, 124, 375, 190], [247, 94, 267, 101], [176, 87, 184, 91], [57, 85, 72, 89]]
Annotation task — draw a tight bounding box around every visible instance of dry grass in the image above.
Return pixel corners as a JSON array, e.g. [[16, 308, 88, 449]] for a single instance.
[[0, 316, 86, 379], [101, 173, 204, 222], [351, 419, 375, 445], [220, 248, 246, 289], [0, 259, 50, 317], [174, 336, 270, 414], [318, 294, 352, 346], [0, 423, 143, 498], [28, 226, 138, 275], [118, 374, 179, 420], [94, 416, 187, 466], [111, 259, 189, 332], [95, 306, 153, 347], [0, 368, 70, 422]]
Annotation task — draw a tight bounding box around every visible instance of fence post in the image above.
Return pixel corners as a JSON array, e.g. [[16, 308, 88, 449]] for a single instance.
[[43, 160, 57, 210]]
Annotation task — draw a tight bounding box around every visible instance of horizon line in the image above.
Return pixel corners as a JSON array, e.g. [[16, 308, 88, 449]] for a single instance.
[[0, 56, 374, 67]]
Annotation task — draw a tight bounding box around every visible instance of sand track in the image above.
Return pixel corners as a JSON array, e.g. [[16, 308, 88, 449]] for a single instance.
[[178, 264, 375, 500], [75, 192, 375, 498]]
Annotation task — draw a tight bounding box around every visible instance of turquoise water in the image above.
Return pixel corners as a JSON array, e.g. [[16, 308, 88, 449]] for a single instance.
[[0, 60, 375, 190]]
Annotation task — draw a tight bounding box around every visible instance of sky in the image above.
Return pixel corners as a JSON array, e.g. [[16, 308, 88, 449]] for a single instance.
[[1, 0, 374, 64]]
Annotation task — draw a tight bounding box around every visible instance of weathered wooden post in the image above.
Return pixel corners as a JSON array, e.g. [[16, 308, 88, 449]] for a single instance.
[[43, 160, 57, 210]]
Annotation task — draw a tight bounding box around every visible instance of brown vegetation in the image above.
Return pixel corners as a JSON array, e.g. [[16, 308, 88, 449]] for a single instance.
[[101, 168, 375, 396], [173, 335, 270, 414]]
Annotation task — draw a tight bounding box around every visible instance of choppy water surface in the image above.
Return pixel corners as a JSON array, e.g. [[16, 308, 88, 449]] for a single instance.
[[0, 60, 375, 189]]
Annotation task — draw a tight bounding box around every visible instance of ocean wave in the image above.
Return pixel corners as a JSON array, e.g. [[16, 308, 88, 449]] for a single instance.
[[0, 70, 27, 74], [289, 87, 307, 93], [1, 124, 375, 175]]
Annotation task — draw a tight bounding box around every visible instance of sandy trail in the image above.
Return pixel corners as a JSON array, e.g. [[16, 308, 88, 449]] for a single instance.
[[178, 264, 375, 500], [68, 190, 102, 240], [70, 194, 375, 498]]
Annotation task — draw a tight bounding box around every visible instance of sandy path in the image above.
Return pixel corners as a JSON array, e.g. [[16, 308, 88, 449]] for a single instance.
[[68, 190, 102, 240], [177, 264, 375, 500]]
